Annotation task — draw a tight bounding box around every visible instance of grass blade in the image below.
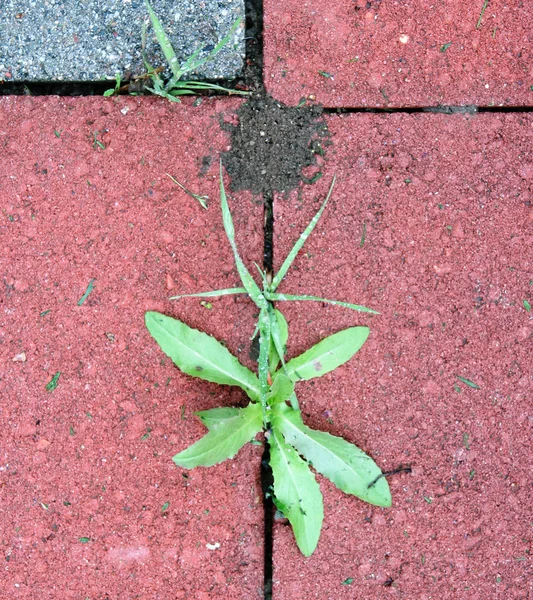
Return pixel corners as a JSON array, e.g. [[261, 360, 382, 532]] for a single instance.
[[219, 162, 266, 308], [170, 287, 248, 300], [456, 375, 480, 389], [174, 17, 242, 80], [270, 176, 336, 292], [258, 306, 272, 424], [144, 0, 180, 78], [266, 292, 378, 314]]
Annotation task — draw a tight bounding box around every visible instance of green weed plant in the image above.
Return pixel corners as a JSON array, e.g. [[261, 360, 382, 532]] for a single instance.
[[105, 1, 249, 100], [145, 166, 391, 556]]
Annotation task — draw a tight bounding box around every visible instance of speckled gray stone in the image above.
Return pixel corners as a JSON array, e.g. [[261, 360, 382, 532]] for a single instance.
[[0, 0, 245, 83]]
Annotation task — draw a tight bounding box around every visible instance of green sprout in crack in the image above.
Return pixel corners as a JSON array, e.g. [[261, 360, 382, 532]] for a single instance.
[[140, 0, 250, 102], [145, 164, 391, 556]]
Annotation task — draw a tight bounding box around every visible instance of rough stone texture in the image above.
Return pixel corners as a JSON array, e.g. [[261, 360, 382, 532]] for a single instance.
[[0, 96, 264, 599], [272, 113, 533, 597], [0, 0, 244, 83], [263, 0, 533, 107]]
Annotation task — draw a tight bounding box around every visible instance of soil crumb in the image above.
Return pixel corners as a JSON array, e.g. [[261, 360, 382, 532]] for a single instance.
[[222, 95, 327, 194]]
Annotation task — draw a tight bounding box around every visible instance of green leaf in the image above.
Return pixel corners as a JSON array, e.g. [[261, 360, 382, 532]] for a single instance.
[[170, 17, 243, 84], [269, 308, 288, 373], [271, 176, 336, 292], [144, 0, 180, 79], [269, 428, 323, 556], [219, 163, 266, 309], [145, 311, 260, 401], [173, 402, 262, 468], [258, 306, 272, 422], [45, 371, 61, 392], [456, 375, 480, 390], [272, 404, 391, 507], [170, 287, 248, 300], [265, 292, 378, 314], [279, 327, 369, 382], [266, 374, 294, 405], [195, 406, 240, 429]]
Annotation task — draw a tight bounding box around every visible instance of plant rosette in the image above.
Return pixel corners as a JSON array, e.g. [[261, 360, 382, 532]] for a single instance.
[[145, 165, 391, 556]]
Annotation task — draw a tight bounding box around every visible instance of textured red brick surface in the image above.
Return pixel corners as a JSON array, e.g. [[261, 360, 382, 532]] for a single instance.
[[0, 97, 264, 599], [271, 113, 533, 598], [264, 0, 533, 107]]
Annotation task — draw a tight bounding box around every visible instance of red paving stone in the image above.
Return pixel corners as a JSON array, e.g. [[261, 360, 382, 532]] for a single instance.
[[0, 96, 265, 599], [272, 114, 533, 598], [264, 0, 533, 107]]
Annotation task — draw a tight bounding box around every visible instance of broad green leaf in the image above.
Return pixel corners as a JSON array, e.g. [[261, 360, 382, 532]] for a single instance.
[[265, 292, 378, 314], [219, 163, 266, 309], [269, 428, 323, 556], [145, 311, 260, 401], [272, 404, 391, 507], [269, 308, 288, 373], [195, 406, 240, 429], [270, 176, 335, 292], [279, 327, 369, 382], [266, 374, 294, 405], [173, 402, 262, 468]]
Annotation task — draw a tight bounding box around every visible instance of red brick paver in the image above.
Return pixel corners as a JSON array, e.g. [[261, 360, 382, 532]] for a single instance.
[[264, 0, 533, 107], [272, 113, 533, 598], [0, 97, 264, 599]]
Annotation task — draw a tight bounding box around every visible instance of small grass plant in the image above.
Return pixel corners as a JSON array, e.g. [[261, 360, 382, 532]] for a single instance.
[[105, 0, 249, 99], [145, 166, 391, 556]]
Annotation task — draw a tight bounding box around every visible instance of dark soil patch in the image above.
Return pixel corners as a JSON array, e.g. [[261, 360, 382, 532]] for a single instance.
[[221, 95, 328, 194]]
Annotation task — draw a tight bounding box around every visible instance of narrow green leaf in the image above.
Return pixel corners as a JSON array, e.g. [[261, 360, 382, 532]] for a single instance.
[[45, 372, 61, 392], [258, 306, 272, 423], [456, 375, 480, 389], [145, 311, 260, 401], [195, 406, 240, 429], [170, 287, 247, 300], [269, 308, 289, 373], [269, 428, 323, 556], [219, 163, 265, 308], [271, 176, 336, 292], [77, 278, 95, 306], [265, 292, 378, 314], [272, 404, 391, 507], [266, 374, 294, 405], [144, 0, 180, 78], [279, 327, 369, 383], [173, 402, 262, 468], [172, 17, 243, 83]]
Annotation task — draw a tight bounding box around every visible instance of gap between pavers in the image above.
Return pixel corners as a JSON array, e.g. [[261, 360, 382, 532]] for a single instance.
[[0, 0, 245, 83], [0, 96, 264, 599], [263, 0, 532, 108], [271, 113, 533, 597]]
